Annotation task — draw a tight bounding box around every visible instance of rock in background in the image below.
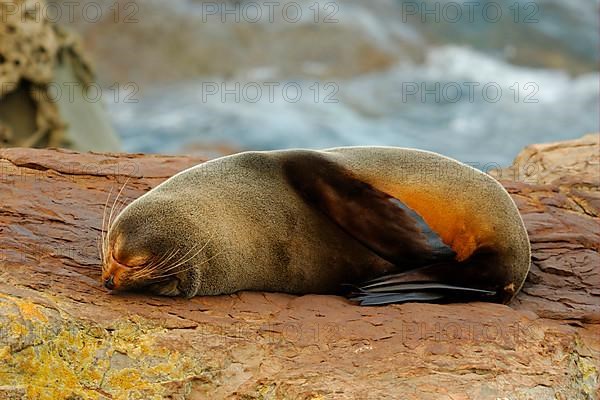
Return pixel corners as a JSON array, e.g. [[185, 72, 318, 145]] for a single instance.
[[0, 0, 119, 151], [0, 134, 598, 399]]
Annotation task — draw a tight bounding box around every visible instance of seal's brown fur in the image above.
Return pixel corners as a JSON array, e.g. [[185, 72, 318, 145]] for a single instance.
[[102, 147, 530, 304]]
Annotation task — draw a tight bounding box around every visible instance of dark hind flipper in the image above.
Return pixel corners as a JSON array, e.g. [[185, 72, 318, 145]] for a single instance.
[[350, 282, 496, 306], [352, 292, 445, 306], [348, 263, 496, 306], [281, 151, 455, 266]]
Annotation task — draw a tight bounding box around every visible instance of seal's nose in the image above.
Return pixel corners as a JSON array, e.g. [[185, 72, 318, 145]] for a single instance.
[[104, 275, 115, 290]]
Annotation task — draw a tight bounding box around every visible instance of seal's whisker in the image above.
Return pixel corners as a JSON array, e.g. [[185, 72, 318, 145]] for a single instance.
[[97, 235, 104, 271], [152, 247, 199, 276], [157, 243, 205, 275], [157, 239, 209, 273], [196, 250, 223, 267], [152, 238, 220, 280], [105, 194, 134, 260], [113, 195, 132, 224], [151, 262, 202, 280], [153, 243, 208, 278], [145, 247, 181, 273], [130, 247, 181, 280], [156, 231, 216, 276], [108, 178, 131, 228], [130, 244, 204, 280], [108, 196, 129, 235], [153, 250, 223, 280], [105, 177, 131, 261], [157, 230, 217, 275], [101, 186, 115, 266]]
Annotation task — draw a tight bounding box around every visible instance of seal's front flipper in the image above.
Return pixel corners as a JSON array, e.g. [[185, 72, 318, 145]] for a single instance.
[[352, 291, 445, 306], [349, 279, 496, 306], [348, 259, 497, 305], [282, 151, 455, 267], [349, 263, 496, 306]]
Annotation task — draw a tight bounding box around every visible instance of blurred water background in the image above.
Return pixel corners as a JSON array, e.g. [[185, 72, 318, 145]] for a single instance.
[[52, 0, 599, 165]]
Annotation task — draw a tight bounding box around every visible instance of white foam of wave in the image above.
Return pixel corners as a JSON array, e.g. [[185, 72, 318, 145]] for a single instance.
[[109, 45, 599, 166]]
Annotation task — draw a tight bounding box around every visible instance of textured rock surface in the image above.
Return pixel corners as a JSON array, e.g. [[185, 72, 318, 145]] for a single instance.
[[491, 134, 600, 323], [0, 136, 599, 399]]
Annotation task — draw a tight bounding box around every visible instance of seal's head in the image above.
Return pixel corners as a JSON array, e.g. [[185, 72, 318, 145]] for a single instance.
[[101, 194, 204, 297]]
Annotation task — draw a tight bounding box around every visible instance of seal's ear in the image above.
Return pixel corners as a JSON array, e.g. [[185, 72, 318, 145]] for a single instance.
[[281, 151, 455, 268]]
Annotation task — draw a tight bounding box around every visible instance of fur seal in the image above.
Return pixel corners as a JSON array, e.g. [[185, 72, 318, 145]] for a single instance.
[[100, 147, 530, 305]]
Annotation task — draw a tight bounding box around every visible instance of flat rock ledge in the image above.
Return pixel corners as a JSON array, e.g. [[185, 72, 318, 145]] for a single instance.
[[0, 135, 599, 400]]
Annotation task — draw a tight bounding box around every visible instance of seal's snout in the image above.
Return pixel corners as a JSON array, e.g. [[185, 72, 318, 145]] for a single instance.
[[102, 244, 153, 291], [104, 275, 115, 290], [101, 250, 127, 291]]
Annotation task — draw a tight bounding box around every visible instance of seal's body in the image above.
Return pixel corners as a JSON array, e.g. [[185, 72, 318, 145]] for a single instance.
[[102, 147, 530, 305]]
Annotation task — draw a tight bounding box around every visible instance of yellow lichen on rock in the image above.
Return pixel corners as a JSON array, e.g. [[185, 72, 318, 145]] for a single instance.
[[572, 337, 600, 399], [0, 294, 202, 399], [14, 299, 48, 323]]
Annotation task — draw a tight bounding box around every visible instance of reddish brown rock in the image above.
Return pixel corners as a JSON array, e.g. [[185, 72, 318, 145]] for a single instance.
[[0, 138, 598, 399]]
